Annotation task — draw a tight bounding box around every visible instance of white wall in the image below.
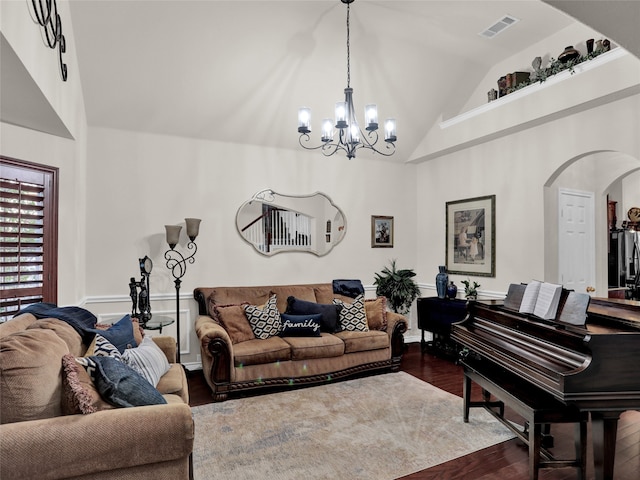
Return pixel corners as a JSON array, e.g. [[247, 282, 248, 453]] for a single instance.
[[1, 0, 88, 306], [416, 93, 640, 301], [84, 127, 418, 362]]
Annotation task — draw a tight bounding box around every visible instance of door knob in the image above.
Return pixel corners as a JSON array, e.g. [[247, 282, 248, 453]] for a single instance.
[[586, 286, 595, 293]]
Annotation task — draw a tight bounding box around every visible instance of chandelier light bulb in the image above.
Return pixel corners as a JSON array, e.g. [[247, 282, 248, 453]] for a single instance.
[[365, 104, 378, 131], [384, 118, 397, 143], [321, 119, 334, 142], [335, 102, 347, 128], [298, 107, 311, 134]]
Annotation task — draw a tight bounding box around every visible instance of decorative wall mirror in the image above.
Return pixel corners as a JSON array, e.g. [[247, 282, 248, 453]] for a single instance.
[[236, 190, 347, 256]]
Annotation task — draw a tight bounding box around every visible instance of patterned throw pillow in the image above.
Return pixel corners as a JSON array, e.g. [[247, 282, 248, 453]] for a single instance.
[[85, 333, 122, 359], [333, 294, 369, 332], [244, 295, 282, 339]]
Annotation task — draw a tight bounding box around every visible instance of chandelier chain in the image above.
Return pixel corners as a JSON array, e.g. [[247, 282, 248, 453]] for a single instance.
[[346, 1, 350, 88]]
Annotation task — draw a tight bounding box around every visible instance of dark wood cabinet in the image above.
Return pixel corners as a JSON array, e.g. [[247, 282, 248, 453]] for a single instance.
[[417, 297, 468, 358]]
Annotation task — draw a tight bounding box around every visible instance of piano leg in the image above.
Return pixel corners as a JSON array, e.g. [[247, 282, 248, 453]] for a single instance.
[[590, 411, 621, 480]]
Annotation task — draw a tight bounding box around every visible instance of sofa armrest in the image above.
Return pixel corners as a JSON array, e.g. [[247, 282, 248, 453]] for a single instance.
[[385, 311, 408, 359], [0, 403, 194, 480], [195, 315, 235, 392], [152, 335, 177, 363]]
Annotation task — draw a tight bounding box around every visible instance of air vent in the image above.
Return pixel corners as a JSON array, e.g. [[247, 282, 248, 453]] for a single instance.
[[479, 15, 519, 38]]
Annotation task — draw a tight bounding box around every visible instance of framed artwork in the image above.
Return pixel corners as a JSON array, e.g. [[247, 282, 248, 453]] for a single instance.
[[371, 216, 394, 248], [446, 195, 495, 277]]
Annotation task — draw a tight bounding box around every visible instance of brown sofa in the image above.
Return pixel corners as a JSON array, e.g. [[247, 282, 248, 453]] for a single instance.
[[194, 283, 408, 401], [0, 312, 194, 480]]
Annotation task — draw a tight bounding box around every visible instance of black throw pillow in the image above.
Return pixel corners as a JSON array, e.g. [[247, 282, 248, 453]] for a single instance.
[[279, 313, 322, 337], [285, 296, 342, 333]]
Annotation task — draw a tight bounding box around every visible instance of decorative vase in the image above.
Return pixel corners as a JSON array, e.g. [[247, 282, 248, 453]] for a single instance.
[[558, 45, 580, 63], [446, 281, 458, 299], [586, 38, 594, 54], [436, 266, 448, 299]]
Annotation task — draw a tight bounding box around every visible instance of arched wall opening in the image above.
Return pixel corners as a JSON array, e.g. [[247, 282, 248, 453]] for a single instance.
[[544, 150, 640, 296]]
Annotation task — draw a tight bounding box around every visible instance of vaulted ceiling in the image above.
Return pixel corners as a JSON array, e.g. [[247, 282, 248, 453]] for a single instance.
[[5, 1, 640, 163]]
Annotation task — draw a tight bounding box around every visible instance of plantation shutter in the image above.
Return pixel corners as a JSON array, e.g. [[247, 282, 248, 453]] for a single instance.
[[0, 158, 58, 322]]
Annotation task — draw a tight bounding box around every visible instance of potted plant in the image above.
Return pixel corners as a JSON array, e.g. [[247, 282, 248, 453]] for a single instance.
[[461, 278, 481, 300], [373, 259, 421, 314]]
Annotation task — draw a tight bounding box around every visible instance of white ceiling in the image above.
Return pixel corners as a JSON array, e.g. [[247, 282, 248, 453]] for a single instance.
[[6, 1, 640, 163]]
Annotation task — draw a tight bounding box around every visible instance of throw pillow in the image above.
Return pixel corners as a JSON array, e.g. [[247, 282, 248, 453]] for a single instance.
[[279, 313, 322, 337], [285, 296, 342, 333], [244, 295, 282, 339], [121, 336, 171, 386], [61, 353, 114, 414], [365, 296, 388, 331], [88, 314, 137, 353], [87, 356, 167, 408], [85, 333, 122, 359], [333, 294, 369, 332], [213, 303, 255, 344]]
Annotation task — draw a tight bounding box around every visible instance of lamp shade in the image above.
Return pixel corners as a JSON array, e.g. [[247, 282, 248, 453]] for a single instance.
[[165, 225, 182, 248], [185, 218, 201, 241]]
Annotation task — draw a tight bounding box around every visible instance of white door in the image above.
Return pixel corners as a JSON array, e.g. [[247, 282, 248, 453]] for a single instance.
[[558, 189, 596, 294]]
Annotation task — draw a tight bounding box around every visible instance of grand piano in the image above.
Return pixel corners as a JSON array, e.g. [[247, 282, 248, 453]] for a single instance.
[[451, 289, 640, 480]]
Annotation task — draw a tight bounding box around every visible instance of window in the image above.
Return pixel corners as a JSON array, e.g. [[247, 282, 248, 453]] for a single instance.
[[0, 156, 58, 322]]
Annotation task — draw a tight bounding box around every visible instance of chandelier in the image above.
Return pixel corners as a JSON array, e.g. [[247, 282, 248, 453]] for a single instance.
[[297, 0, 396, 160]]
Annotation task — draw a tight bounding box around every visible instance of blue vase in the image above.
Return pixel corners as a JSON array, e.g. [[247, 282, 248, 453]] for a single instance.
[[446, 281, 458, 299], [436, 266, 448, 299]]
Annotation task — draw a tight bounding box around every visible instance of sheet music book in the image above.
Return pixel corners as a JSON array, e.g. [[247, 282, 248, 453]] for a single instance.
[[503, 283, 526, 311], [518, 280, 563, 320], [557, 292, 590, 326]]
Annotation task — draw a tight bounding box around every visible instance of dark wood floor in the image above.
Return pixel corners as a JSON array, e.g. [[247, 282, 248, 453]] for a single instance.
[[187, 342, 640, 479]]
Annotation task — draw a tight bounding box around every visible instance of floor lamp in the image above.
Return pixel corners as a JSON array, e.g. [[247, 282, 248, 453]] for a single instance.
[[164, 218, 201, 364]]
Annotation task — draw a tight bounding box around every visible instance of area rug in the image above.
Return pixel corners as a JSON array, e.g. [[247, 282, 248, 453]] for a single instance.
[[191, 372, 514, 479]]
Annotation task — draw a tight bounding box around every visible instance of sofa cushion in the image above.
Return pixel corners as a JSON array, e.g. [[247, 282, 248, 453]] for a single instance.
[[85, 355, 167, 407], [365, 296, 388, 331], [244, 295, 282, 339], [334, 330, 389, 354], [282, 333, 345, 360], [0, 329, 69, 424], [333, 295, 369, 332], [233, 336, 291, 367], [156, 364, 188, 403], [213, 303, 255, 344], [60, 353, 114, 414], [285, 296, 342, 333], [121, 336, 171, 387], [26, 318, 84, 356], [279, 313, 322, 337]]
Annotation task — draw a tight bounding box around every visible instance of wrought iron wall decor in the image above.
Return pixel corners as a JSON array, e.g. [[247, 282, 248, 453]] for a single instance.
[[29, 0, 68, 81]]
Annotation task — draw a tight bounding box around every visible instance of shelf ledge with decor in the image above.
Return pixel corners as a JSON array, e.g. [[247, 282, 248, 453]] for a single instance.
[[409, 48, 639, 163]]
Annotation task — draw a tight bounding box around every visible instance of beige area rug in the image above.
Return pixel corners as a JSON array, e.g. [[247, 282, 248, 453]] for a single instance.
[[191, 372, 515, 479]]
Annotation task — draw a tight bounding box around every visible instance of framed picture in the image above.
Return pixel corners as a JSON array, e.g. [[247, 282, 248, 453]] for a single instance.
[[371, 216, 394, 248], [446, 195, 495, 277]]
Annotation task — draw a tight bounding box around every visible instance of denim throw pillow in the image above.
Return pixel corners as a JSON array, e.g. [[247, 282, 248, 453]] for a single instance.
[[279, 313, 322, 337], [87, 315, 137, 353], [88, 356, 166, 408]]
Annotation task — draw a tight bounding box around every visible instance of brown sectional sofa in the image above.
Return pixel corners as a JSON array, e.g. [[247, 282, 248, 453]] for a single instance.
[[0, 312, 194, 480], [194, 283, 408, 401]]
